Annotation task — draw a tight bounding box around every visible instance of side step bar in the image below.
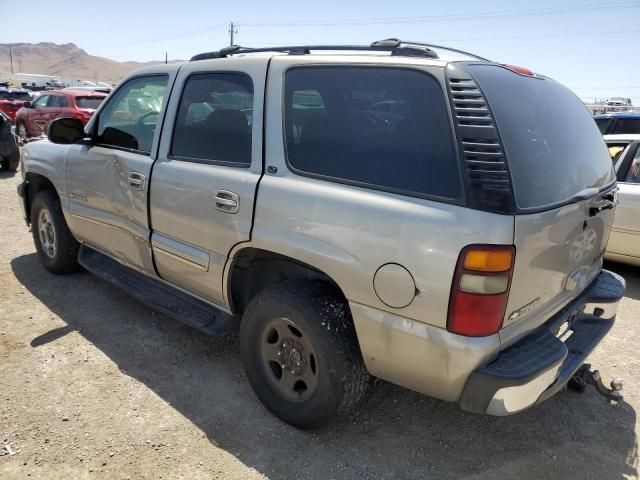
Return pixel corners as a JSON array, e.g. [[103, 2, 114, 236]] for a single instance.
[[78, 246, 237, 335]]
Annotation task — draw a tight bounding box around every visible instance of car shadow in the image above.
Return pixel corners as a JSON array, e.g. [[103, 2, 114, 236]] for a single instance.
[[606, 260, 640, 301], [11, 253, 639, 480], [0, 169, 17, 179]]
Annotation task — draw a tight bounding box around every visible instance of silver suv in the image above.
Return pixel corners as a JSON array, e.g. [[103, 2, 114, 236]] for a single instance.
[[18, 40, 625, 428]]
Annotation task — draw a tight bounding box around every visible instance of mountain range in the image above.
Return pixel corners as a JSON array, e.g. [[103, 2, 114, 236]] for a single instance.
[[0, 42, 169, 84]]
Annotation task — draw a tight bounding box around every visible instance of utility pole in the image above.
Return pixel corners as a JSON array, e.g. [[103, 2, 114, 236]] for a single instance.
[[165, 52, 168, 64], [9, 45, 14, 74], [229, 22, 238, 46]]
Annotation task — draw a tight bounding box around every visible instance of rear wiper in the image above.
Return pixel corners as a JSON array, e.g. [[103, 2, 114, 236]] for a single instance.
[[567, 187, 599, 203]]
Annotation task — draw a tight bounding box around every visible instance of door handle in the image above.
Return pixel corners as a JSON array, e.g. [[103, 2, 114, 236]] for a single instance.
[[214, 190, 239, 214], [129, 172, 146, 190]]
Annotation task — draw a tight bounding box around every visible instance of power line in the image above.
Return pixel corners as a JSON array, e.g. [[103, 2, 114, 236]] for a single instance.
[[82, 1, 640, 52], [238, 1, 640, 27]]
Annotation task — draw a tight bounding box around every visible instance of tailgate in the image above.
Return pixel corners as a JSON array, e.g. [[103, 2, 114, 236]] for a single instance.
[[505, 194, 616, 327]]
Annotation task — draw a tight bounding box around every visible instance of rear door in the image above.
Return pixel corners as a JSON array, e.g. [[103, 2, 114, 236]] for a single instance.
[[464, 64, 618, 330], [608, 143, 640, 261], [149, 57, 266, 306], [65, 69, 177, 273]]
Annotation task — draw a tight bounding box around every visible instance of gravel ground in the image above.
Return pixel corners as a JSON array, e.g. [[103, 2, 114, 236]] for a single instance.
[[0, 168, 639, 480]]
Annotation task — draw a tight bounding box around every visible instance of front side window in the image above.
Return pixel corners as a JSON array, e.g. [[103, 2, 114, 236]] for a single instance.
[[97, 75, 168, 154], [171, 73, 253, 165], [625, 146, 640, 184], [33, 95, 49, 108], [284, 67, 460, 199]]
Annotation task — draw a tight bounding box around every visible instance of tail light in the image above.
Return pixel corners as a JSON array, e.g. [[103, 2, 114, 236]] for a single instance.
[[501, 64, 534, 77], [447, 245, 515, 337]]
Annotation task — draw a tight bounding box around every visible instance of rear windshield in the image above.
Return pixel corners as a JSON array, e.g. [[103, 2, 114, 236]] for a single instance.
[[75, 96, 104, 109], [0, 91, 31, 101], [467, 65, 615, 209]]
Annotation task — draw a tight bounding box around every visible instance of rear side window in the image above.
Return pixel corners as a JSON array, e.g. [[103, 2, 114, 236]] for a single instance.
[[75, 96, 104, 109], [611, 118, 640, 134], [47, 95, 68, 108], [467, 65, 615, 209], [284, 67, 460, 199], [171, 73, 253, 166]]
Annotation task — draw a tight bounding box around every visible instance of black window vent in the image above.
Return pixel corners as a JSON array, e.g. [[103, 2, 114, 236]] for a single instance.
[[446, 66, 515, 214]]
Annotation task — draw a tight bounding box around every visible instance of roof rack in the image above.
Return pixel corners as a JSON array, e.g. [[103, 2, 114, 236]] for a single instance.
[[190, 38, 489, 62]]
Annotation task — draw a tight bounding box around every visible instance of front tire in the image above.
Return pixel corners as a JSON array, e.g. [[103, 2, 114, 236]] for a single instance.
[[31, 190, 81, 274], [240, 280, 370, 429], [16, 120, 29, 141]]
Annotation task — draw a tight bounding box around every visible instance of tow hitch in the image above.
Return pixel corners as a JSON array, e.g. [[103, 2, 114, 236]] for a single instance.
[[568, 363, 624, 406]]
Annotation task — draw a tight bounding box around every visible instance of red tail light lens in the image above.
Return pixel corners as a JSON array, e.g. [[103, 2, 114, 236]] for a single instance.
[[447, 245, 515, 337], [501, 64, 534, 77]]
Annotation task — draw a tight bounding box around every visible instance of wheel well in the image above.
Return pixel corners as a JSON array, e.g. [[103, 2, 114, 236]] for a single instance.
[[228, 248, 347, 315], [24, 173, 57, 223]]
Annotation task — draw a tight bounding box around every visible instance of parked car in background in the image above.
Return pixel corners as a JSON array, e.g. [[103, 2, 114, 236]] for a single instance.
[[0, 87, 33, 123], [604, 134, 640, 266], [63, 86, 112, 95], [595, 113, 640, 135], [15, 89, 108, 139], [0, 110, 19, 171]]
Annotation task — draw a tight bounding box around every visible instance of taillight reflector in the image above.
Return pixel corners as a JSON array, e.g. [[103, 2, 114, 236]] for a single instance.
[[447, 245, 515, 337]]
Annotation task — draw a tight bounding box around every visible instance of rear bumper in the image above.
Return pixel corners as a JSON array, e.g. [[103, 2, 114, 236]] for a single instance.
[[459, 269, 625, 415]]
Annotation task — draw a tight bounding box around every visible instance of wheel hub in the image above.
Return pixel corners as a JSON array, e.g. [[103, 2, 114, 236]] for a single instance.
[[260, 317, 319, 402], [38, 208, 56, 259]]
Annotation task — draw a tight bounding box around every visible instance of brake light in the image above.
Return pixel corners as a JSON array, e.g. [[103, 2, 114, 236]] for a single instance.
[[447, 245, 515, 337], [501, 64, 534, 77]]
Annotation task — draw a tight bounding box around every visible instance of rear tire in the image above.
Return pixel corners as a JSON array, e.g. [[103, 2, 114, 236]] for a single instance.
[[240, 280, 370, 429], [31, 190, 81, 274]]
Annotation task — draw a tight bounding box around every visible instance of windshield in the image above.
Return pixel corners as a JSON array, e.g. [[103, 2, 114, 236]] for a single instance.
[[75, 96, 104, 109], [467, 64, 615, 209]]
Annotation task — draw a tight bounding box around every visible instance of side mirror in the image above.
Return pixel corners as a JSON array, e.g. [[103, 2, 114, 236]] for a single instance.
[[22, 101, 32, 108], [47, 118, 86, 145]]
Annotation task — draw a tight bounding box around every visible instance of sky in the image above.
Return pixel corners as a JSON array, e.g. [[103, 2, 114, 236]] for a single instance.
[[1, 0, 639, 102]]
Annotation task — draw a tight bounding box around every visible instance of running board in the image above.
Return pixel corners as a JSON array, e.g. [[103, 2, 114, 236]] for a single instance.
[[78, 246, 237, 335]]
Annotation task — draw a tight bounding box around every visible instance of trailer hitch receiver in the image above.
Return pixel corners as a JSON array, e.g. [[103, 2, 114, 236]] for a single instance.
[[569, 364, 623, 406]]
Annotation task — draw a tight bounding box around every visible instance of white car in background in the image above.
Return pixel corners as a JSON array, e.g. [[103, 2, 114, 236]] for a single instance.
[[604, 134, 640, 265]]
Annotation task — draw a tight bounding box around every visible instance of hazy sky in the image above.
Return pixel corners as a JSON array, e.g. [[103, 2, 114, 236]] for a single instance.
[[1, 0, 639, 102]]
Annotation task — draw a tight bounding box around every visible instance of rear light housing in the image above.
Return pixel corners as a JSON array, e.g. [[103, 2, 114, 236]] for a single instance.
[[447, 245, 515, 337]]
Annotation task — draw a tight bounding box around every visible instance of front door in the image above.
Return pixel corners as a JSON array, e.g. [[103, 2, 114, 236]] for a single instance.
[[149, 60, 266, 306], [65, 70, 177, 273]]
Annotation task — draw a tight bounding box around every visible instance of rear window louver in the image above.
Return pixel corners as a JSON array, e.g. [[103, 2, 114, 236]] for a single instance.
[[446, 65, 515, 214]]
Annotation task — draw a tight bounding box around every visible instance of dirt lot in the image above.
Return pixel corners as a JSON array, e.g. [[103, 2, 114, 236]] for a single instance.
[[0, 169, 639, 480]]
